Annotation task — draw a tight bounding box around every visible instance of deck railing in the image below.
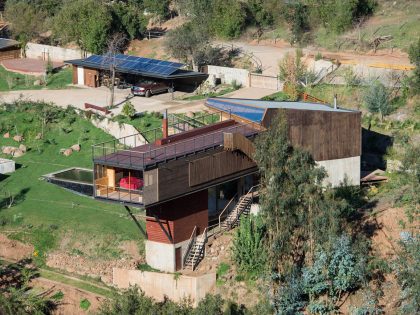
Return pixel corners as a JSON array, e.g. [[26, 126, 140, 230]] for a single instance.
[[92, 121, 261, 169], [95, 181, 143, 204]]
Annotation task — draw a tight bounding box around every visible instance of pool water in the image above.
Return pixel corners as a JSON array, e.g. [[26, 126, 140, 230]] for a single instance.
[[52, 168, 93, 183]]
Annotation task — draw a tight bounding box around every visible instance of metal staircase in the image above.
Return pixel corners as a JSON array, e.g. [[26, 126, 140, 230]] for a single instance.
[[182, 185, 259, 271], [183, 227, 207, 271], [221, 194, 253, 230]]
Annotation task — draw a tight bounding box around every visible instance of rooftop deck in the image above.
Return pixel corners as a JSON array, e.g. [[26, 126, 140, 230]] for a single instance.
[[93, 121, 261, 170]]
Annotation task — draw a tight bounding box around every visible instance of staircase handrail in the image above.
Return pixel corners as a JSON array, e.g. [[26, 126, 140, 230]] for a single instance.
[[218, 193, 238, 229], [230, 184, 261, 228], [183, 225, 197, 268], [191, 227, 208, 271]]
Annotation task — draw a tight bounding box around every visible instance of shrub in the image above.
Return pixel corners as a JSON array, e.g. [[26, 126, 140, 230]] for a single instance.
[[122, 101, 136, 120], [364, 81, 391, 121], [232, 215, 267, 279]]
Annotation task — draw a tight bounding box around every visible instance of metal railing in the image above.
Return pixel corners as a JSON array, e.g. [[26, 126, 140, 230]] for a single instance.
[[191, 227, 208, 271], [218, 193, 238, 230], [183, 226, 197, 269], [95, 182, 143, 204], [92, 121, 261, 169]]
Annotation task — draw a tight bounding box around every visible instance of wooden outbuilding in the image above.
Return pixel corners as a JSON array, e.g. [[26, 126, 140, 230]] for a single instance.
[[0, 38, 20, 61]]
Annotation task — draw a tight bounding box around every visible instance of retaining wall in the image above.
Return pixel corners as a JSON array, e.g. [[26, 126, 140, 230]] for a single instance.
[[206, 65, 249, 87], [91, 117, 147, 147], [25, 43, 91, 62], [113, 268, 216, 306], [249, 73, 283, 90]]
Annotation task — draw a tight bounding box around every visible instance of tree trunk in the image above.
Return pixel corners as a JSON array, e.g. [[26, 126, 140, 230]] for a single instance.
[[110, 64, 115, 107]]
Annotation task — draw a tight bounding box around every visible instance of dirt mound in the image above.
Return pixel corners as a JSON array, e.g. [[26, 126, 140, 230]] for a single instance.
[[31, 277, 104, 315], [0, 233, 34, 261], [46, 252, 143, 284]]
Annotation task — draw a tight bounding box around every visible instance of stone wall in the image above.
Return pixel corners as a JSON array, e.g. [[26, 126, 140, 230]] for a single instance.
[[113, 268, 216, 306], [249, 73, 283, 90], [25, 43, 91, 62]]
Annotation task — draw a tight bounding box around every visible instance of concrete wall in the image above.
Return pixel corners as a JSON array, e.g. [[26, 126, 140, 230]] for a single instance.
[[207, 65, 249, 87], [91, 117, 147, 147], [145, 238, 191, 272], [26, 43, 91, 62], [0, 158, 15, 174], [113, 268, 216, 306], [249, 73, 283, 90], [317, 156, 360, 187]]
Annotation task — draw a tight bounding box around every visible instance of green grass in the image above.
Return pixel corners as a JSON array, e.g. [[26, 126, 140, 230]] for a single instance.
[[0, 66, 73, 91], [0, 102, 146, 266], [216, 262, 230, 286], [261, 91, 290, 102]]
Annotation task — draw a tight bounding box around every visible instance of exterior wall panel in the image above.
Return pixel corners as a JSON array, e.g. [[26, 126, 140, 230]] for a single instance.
[[0, 47, 20, 61]]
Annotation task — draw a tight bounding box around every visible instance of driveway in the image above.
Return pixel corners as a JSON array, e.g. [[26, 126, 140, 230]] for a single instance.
[[0, 86, 274, 115]]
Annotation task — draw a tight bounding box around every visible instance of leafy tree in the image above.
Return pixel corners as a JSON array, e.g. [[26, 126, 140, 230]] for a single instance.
[[210, 0, 246, 39], [408, 38, 420, 95], [122, 101, 136, 119], [364, 81, 391, 121], [144, 0, 170, 19], [111, 2, 147, 40], [4, 1, 47, 51], [165, 22, 209, 70], [273, 270, 306, 315], [246, 0, 274, 28], [193, 294, 224, 315], [53, 0, 112, 54], [232, 215, 267, 279], [282, 1, 309, 45]]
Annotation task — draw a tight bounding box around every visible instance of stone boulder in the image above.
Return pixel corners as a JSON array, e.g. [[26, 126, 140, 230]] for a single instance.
[[186, 111, 195, 118], [71, 144, 81, 152], [62, 148, 73, 157], [12, 149, 24, 158], [13, 135, 23, 142], [18, 144, 27, 153], [3, 132, 10, 138], [33, 79, 41, 86], [2, 146, 14, 155], [35, 133, 42, 140]]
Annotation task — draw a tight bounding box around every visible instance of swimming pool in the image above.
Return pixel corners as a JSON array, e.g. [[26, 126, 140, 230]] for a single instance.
[[43, 167, 93, 196]]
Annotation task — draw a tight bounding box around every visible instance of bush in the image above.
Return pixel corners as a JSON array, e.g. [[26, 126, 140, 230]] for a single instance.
[[232, 215, 267, 279], [122, 101, 136, 119], [364, 81, 391, 121]]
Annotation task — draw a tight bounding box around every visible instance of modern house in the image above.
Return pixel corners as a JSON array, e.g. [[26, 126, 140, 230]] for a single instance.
[[66, 54, 207, 89], [92, 97, 361, 272]]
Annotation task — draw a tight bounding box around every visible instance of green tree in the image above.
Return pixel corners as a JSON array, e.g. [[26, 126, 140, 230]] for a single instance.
[[165, 22, 209, 70], [4, 1, 47, 51], [246, 0, 274, 28], [282, 1, 309, 45], [53, 0, 112, 54], [408, 38, 420, 95], [364, 81, 391, 121], [111, 2, 147, 40], [232, 215, 267, 279], [144, 0, 170, 19], [210, 0, 246, 39]]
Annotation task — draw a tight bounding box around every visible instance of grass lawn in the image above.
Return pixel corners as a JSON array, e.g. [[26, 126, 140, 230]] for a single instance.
[[112, 112, 163, 142], [0, 101, 145, 266], [0, 66, 74, 91]]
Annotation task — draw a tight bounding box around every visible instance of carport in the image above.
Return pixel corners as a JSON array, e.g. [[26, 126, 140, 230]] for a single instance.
[[65, 54, 207, 91]]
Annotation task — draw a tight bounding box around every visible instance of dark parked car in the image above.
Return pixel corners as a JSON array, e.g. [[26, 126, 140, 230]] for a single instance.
[[131, 81, 173, 97]]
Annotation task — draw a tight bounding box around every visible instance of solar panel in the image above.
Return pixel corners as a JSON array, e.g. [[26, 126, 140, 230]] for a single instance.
[[206, 99, 265, 123], [82, 54, 184, 77]]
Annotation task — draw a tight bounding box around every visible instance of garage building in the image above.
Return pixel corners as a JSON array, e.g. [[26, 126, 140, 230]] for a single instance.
[[66, 54, 207, 91], [0, 38, 20, 61]]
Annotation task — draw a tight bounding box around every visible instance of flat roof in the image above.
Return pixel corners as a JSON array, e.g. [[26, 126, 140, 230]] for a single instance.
[[66, 54, 207, 80], [0, 38, 20, 50], [206, 97, 358, 123], [94, 121, 259, 170]]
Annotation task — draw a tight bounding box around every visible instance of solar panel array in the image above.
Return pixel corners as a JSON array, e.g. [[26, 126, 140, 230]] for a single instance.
[[84, 54, 184, 76], [206, 98, 265, 123]]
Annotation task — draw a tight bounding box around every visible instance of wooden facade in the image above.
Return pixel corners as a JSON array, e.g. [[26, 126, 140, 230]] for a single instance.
[[84, 67, 99, 87], [146, 190, 208, 244], [143, 148, 258, 205], [262, 108, 361, 161], [0, 46, 20, 61]]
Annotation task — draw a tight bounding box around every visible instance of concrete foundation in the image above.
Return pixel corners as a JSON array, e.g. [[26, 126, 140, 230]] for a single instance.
[[317, 156, 360, 187], [146, 238, 191, 272], [0, 158, 15, 174]]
